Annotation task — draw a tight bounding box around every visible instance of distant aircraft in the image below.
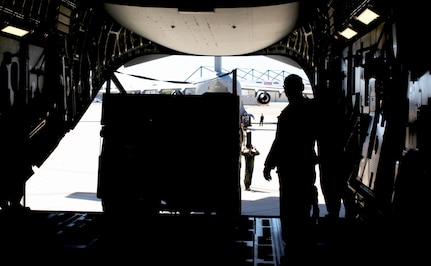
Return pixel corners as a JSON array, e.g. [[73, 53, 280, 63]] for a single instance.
[[105, 56, 256, 125], [109, 56, 312, 127], [240, 79, 313, 105], [114, 56, 312, 105]]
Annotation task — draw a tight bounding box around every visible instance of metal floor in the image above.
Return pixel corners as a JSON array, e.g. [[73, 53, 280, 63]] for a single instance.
[[2, 208, 411, 265]]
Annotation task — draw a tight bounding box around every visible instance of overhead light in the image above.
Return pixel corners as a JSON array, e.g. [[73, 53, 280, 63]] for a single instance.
[[1, 25, 29, 37], [339, 27, 357, 39], [356, 8, 379, 25]]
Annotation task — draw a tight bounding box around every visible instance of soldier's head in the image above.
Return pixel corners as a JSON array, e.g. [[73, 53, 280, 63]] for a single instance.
[[283, 74, 304, 101]]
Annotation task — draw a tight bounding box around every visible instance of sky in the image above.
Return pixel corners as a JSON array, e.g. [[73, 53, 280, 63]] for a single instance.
[[114, 55, 309, 90]]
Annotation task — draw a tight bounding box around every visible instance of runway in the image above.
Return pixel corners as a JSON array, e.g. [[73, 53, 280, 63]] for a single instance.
[[25, 100, 338, 217]]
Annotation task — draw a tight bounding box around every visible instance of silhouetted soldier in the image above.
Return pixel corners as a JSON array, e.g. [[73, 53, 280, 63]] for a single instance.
[[263, 74, 318, 259], [318, 88, 358, 224]]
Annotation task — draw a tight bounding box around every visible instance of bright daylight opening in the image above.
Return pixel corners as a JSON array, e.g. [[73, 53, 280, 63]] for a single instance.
[[25, 55, 333, 217]]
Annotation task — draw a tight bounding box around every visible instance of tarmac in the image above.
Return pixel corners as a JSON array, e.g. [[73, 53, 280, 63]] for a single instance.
[[25, 100, 341, 217]]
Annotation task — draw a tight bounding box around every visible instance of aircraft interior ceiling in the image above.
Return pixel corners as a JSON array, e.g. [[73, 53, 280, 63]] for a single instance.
[[0, 0, 431, 263]]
